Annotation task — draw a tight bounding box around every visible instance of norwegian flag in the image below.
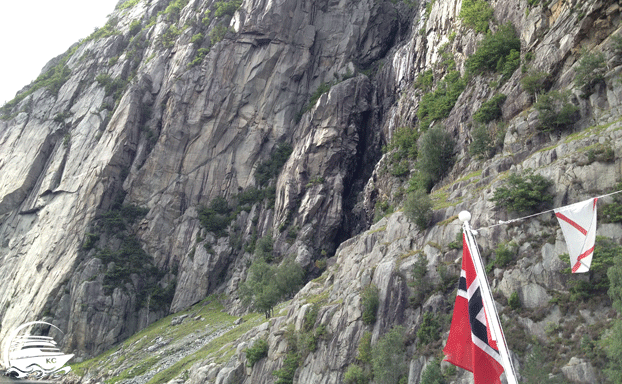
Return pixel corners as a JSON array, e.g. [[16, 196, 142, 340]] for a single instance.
[[554, 198, 598, 273], [443, 234, 505, 384]]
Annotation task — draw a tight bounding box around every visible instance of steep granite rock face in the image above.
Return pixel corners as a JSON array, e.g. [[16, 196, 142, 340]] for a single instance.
[[275, 75, 374, 263], [176, 116, 622, 384], [2, 0, 622, 381], [183, 0, 622, 381], [0, 0, 403, 359]]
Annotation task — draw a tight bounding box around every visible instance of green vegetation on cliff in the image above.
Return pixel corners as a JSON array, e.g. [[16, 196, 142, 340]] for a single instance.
[[213, 0, 242, 18], [417, 71, 466, 129], [117, 0, 141, 10], [71, 296, 267, 384], [466, 23, 521, 75], [491, 170, 554, 214], [473, 93, 506, 124], [239, 239, 305, 318], [534, 91, 580, 133], [255, 142, 294, 186], [1, 45, 76, 119], [459, 0, 493, 33]]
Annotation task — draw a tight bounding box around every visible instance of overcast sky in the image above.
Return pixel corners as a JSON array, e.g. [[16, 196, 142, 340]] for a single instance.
[[0, 0, 120, 106]]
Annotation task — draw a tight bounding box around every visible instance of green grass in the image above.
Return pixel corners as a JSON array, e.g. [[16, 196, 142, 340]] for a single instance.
[[564, 119, 619, 143], [108, 356, 159, 384], [304, 291, 330, 306], [428, 171, 482, 210], [536, 144, 560, 153], [455, 170, 482, 183], [147, 312, 264, 384], [523, 117, 622, 160], [311, 273, 328, 285], [438, 214, 459, 226], [430, 190, 464, 210], [579, 142, 605, 154], [71, 296, 266, 384], [71, 347, 117, 377], [369, 225, 387, 234], [275, 301, 292, 317], [397, 249, 422, 264]]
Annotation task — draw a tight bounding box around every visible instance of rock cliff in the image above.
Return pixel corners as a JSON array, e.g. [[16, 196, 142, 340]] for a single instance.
[[1, 0, 622, 382]]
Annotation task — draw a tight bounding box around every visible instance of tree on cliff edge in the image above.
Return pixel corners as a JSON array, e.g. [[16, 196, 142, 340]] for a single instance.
[[240, 254, 304, 318]]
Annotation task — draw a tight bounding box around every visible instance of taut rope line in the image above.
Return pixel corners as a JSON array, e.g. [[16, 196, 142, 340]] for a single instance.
[[474, 189, 622, 231]]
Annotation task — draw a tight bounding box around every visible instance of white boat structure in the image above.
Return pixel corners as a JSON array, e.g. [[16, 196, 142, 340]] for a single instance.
[[2, 321, 73, 379]]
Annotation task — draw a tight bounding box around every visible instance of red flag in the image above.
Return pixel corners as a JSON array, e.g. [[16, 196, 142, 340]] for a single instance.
[[443, 234, 505, 384]]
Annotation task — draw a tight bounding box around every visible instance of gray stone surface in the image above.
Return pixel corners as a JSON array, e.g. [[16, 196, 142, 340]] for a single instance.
[[0, 0, 621, 380]]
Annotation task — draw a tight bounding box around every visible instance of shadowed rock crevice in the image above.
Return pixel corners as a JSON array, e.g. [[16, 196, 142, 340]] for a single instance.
[[0, 1, 622, 380]]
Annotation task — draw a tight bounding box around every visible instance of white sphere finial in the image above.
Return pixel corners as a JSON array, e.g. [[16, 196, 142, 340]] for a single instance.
[[459, 211, 471, 223]]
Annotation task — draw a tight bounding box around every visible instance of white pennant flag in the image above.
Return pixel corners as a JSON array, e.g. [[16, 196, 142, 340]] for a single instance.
[[554, 198, 598, 273]]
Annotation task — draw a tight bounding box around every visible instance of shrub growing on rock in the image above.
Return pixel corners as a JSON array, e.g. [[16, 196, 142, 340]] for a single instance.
[[417, 312, 441, 346], [199, 196, 233, 237], [2, 45, 78, 118], [357, 331, 373, 364], [239, 256, 304, 318], [466, 23, 521, 75], [603, 320, 622, 383], [255, 142, 293, 186], [610, 34, 622, 57], [414, 69, 434, 91], [508, 291, 521, 310], [608, 239, 622, 314], [410, 253, 431, 307], [420, 358, 447, 384], [344, 364, 369, 384], [459, 0, 493, 33], [418, 125, 456, 185], [521, 70, 549, 97], [601, 190, 622, 224], [469, 123, 494, 159], [385, 125, 419, 163], [605, 237, 622, 381], [191, 33, 204, 45], [213, 0, 242, 18], [534, 91, 580, 133], [574, 49, 606, 95], [273, 351, 299, 384], [491, 170, 553, 214], [417, 71, 466, 129], [275, 257, 306, 299], [473, 93, 506, 123], [499, 49, 520, 81], [361, 284, 380, 325], [129, 19, 142, 36], [209, 24, 229, 45], [492, 242, 516, 269], [117, 0, 140, 10], [372, 326, 407, 384], [586, 143, 615, 164], [163, 0, 189, 21], [245, 339, 269, 367], [161, 25, 181, 48], [404, 189, 433, 230]]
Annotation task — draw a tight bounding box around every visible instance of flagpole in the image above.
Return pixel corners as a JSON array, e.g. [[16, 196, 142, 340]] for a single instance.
[[460, 211, 519, 384]]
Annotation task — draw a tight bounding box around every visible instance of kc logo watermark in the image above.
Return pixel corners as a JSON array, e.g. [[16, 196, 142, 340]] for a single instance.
[[3, 321, 73, 378]]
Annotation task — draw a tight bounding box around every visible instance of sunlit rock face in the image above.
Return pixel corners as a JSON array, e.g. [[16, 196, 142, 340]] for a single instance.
[[0, 0, 621, 381]]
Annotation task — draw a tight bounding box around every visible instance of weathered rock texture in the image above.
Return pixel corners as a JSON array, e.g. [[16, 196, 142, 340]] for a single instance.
[[0, 0, 402, 359], [1, 0, 622, 381]]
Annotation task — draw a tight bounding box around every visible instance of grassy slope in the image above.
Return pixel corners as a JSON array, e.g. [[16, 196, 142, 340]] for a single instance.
[[71, 296, 269, 384]]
